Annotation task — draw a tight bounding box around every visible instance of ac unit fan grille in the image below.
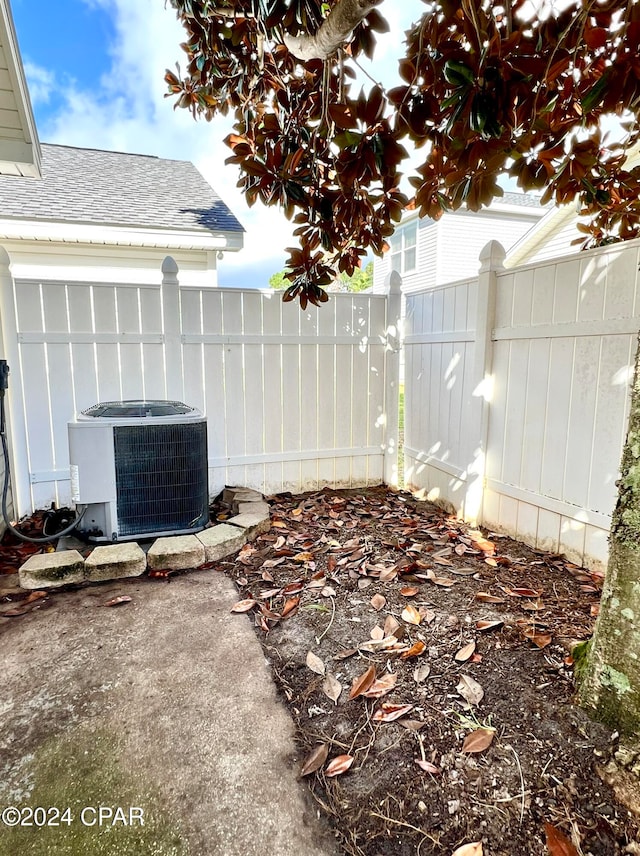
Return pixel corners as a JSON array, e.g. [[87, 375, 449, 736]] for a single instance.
[[113, 422, 208, 537]]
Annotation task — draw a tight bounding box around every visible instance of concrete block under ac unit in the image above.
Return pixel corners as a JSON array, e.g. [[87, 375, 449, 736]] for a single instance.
[[84, 543, 147, 581], [147, 535, 206, 571], [196, 524, 248, 563], [19, 550, 85, 589]]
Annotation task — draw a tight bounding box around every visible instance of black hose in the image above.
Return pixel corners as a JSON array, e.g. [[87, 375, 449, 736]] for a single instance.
[[1, 393, 85, 544]]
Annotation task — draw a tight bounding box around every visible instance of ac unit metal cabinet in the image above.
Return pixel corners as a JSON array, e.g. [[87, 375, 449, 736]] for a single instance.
[[68, 400, 208, 542]]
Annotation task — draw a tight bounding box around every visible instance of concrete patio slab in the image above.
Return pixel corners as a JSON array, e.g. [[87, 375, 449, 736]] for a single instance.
[[0, 569, 338, 856]]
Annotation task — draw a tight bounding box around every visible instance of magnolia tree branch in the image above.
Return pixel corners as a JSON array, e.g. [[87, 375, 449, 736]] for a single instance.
[[284, 0, 383, 61]]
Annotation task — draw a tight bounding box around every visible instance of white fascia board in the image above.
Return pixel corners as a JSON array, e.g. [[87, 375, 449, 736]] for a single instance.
[[0, 218, 244, 251], [0, 0, 41, 177]]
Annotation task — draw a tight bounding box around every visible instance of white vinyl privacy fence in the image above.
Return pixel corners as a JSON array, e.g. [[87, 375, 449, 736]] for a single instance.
[[404, 238, 640, 571], [0, 249, 401, 517]]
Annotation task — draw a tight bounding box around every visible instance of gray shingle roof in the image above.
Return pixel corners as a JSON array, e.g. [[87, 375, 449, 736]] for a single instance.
[[0, 143, 244, 234]]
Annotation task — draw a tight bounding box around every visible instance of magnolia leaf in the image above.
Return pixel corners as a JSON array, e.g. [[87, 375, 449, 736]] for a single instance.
[[461, 728, 495, 753], [506, 587, 541, 598], [322, 673, 343, 704], [370, 593, 386, 611], [413, 664, 431, 683], [455, 641, 476, 662], [363, 672, 397, 698], [301, 743, 329, 776], [522, 629, 552, 649], [400, 640, 426, 659], [103, 595, 133, 608], [349, 664, 376, 699], [415, 759, 441, 774], [358, 635, 398, 653], [476, 619, 503, 632], [384, 614, 400, 636], [373, 702, 414, 722], [325, 754, 354, 777], [452, 843, 483, 856], [400, 586, 419, 596], [231, 599, 257, 613], [306, 650, 326, 675], [456, 674, 484, 706], [402, 604, 422, 625], [544, 823, 580, 856], [475, 592, 506, 604], [400, 719, 426, 731]]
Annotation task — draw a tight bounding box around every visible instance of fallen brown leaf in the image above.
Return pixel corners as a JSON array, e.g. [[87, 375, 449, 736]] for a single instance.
[[325, 754, 354, 777], [399, 640, 426, 659], [452, 842, 483, 856], [231, 598, 257, 613], [544, 822, 580, 856], [461, 728, 495, 753], [455, 641, 476, 662], [400, 586, 419, 597], [457, 674, 484, 706], [363, 673, 397, 698], [306, 650, 326, 675], [414, 759, 441, 775], [103, 595, 133, 608], [370, 593, 386, 611], [401, 604, 422, 625], [475, 592, 506, 604], [372, 702, 414, 723], [301, 743, 329, 776], [522, 629, 552, 649], [322, 673, 342, 704], [476, 619, 503, 632], [349, 665, 377, 699]]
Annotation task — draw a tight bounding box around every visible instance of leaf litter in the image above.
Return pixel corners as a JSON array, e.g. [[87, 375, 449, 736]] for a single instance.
[[211, 485, 638, 856]]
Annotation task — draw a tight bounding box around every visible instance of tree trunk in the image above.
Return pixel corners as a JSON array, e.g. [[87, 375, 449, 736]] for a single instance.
[[284, 0, 382, 61], [579, 331, 640, 735]]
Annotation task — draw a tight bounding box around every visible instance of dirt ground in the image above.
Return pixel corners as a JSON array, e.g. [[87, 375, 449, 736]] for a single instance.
[[3, 486, 640, 856], [214, 486, 640, 856]]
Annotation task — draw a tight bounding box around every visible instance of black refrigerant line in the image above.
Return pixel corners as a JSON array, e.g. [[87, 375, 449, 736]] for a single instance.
[[0, 359, 85, 544]]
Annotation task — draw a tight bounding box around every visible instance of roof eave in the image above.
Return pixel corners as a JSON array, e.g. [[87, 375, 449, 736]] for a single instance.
[[0, 0, 41, 178], [0, 218, 245, 251]]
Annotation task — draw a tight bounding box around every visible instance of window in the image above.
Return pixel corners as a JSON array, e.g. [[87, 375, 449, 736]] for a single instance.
[[390, 220, 417, 274]]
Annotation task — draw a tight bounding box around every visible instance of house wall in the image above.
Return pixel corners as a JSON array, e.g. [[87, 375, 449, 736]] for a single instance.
[[403, 237, 640, 572], [0, 252, 397, 515], [0, 239, 219, 287]]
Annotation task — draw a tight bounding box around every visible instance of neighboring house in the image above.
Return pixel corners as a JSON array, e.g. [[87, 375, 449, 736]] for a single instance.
[[0, 0, 39, 178], [373, 192, 546, 293], [0, 143, 244, 287]]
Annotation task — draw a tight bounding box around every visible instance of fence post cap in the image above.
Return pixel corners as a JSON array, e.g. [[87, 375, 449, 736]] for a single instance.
[[161, 255, 179, 276], [479, 240, 506, 273], [384, 270, 402, 294]]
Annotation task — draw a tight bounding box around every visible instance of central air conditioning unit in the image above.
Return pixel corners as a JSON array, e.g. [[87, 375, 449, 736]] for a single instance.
[[68, 400, 209, 542]]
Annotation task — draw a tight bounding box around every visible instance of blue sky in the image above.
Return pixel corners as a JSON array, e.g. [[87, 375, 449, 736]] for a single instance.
[[10, 1, 420, 286]]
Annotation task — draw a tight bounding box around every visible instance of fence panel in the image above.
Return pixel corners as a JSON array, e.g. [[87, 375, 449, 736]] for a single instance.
[[0, 254, 394, 514], [404, 238, 640, 571]]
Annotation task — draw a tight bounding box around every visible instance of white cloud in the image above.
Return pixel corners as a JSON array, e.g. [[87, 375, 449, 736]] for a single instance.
[[26, 0, 294, 286], [22, 60, 55, 105], [23, 1, 426, 286]]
